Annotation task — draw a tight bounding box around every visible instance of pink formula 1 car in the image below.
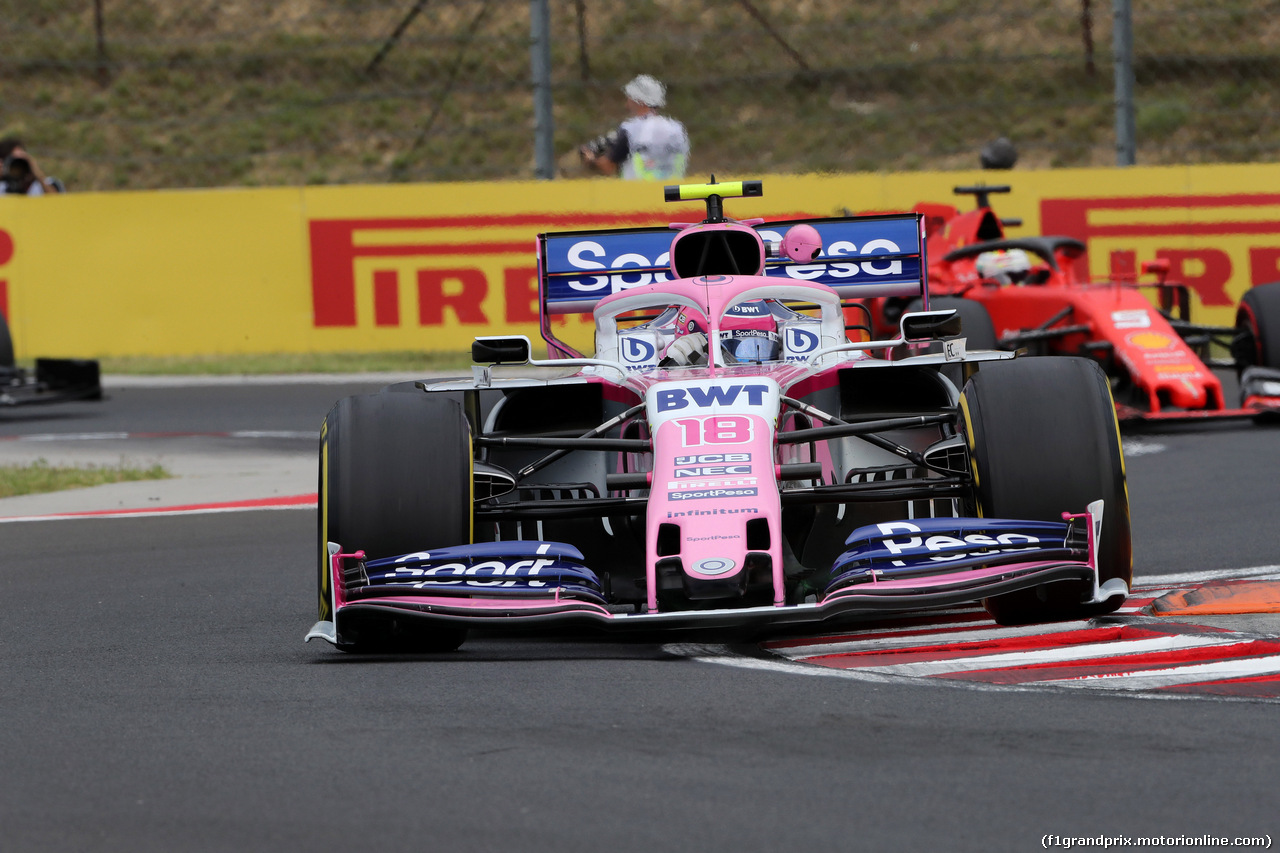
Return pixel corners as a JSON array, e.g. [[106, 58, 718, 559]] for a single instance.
[[306, 180, 1132, 653], [868, 185, 1280, 422]]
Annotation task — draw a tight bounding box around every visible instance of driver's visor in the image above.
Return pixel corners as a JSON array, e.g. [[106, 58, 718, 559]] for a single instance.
[[721, 330, 781, 363]]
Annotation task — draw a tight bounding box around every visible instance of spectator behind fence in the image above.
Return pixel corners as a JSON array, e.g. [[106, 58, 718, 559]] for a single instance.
[[1, 139, 64, 196], [578, 75, 689, 181]]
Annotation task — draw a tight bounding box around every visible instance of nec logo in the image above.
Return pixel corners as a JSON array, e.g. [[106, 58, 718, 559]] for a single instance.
[[656, 383, 770, 412]]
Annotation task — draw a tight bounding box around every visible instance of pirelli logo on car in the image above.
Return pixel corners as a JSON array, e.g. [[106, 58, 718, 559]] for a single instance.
[[1041, 193, 1280, 312]]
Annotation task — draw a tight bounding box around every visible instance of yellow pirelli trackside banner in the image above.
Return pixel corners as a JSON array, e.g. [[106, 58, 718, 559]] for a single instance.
[[3, 163, 1280, 358]]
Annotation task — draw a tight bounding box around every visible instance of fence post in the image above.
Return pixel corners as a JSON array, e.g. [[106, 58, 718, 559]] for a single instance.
[[1112, 0, 1136, 166], [531, 0, 556, 180], [95, 0, 109, 86]]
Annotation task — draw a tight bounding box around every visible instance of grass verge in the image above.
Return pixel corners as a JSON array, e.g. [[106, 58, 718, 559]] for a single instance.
[[0, 459, 172, 499]]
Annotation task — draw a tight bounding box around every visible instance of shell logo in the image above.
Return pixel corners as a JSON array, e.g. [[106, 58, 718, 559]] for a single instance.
[[1127, 331, 1176, 350]]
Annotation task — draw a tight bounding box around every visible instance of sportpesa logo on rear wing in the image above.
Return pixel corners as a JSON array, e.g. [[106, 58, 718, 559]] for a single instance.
[[539, 213, 925, 314]]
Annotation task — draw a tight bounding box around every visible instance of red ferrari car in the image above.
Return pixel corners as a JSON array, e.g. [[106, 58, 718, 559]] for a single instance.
[[870, 185, 1280, 422]]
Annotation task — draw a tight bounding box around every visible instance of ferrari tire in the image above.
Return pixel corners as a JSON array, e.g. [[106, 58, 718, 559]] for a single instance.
[[0, 310, 14, 368], [319, 392, 472, 652], [1233, 282, 1280, 371], [961, 357, 1132, 626], [906, 297, 998, 350]]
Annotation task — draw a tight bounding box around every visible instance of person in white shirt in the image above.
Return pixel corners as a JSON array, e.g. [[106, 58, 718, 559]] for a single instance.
[[579, 75, 690, 181]]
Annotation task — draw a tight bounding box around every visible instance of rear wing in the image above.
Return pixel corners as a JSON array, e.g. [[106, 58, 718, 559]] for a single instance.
[[537, 213, 926, 355]]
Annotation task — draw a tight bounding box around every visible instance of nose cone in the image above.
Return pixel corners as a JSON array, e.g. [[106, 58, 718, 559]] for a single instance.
[[1162, 378, 1208, 410]]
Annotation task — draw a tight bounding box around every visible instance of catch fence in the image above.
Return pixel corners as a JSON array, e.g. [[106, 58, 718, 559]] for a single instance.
[[2, 0, 1277, 191]]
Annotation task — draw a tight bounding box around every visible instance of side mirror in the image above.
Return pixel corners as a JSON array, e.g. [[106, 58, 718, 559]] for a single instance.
[[472, 336, 531, 365], [900, 309, 962, 343], [780, 224, 822, 262]]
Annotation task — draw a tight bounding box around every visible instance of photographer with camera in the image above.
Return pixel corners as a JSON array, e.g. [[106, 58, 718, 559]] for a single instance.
[[1, 139, 63, 196], [578, 75, 689, 181]]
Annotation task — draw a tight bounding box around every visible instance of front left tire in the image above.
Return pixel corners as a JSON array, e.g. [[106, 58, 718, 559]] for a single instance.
[[1233, 282, 1280, 371], [318, 391, 472, 652], [960, 357, 1132, 626]]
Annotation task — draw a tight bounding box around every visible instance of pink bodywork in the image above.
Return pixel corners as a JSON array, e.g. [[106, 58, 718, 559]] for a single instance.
[[597, 275, 819, 608]]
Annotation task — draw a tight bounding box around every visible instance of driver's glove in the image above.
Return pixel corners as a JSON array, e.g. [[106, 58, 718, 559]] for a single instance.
[[660, 332, 709, 367]]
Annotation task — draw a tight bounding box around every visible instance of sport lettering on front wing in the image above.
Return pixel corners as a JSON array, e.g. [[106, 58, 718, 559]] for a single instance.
[[873, 521, 1042, 566]]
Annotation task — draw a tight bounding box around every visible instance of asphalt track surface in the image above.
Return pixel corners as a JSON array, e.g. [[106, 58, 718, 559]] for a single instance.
[[2, 378, 1279, 852]]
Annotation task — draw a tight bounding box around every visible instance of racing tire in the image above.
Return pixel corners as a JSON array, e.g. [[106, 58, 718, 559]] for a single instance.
[[0, 310, 14, 368], [1233, 282, 1280, 371], [961, 357, 1132, 626], [319, 392, 472, 653], [906, 297, 998, 350]]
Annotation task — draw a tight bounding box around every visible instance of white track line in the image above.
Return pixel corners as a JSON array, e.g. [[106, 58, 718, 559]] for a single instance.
[[775, 620, 1093, 659], [1040, 654, 1280, 691], [1134, 566, 1280, 586], [670, 567, 1280, 699]]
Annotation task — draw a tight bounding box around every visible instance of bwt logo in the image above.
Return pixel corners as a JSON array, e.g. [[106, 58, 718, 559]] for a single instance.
[[656, 383, 771, 412]]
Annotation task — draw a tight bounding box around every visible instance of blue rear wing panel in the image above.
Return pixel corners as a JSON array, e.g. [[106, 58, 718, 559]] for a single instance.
[[539, 213, 926, 315]]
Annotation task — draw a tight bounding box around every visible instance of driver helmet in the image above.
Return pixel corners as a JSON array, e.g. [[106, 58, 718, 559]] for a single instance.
[[975, 248, 1032, 284], [671, 300, 781, 363]]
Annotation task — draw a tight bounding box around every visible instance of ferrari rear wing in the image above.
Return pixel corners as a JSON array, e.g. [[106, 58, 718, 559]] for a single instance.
[[537, 212, 927, 357]]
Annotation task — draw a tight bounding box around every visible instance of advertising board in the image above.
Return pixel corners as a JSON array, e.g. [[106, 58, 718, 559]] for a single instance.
[[2, 164, 1278, 358]]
